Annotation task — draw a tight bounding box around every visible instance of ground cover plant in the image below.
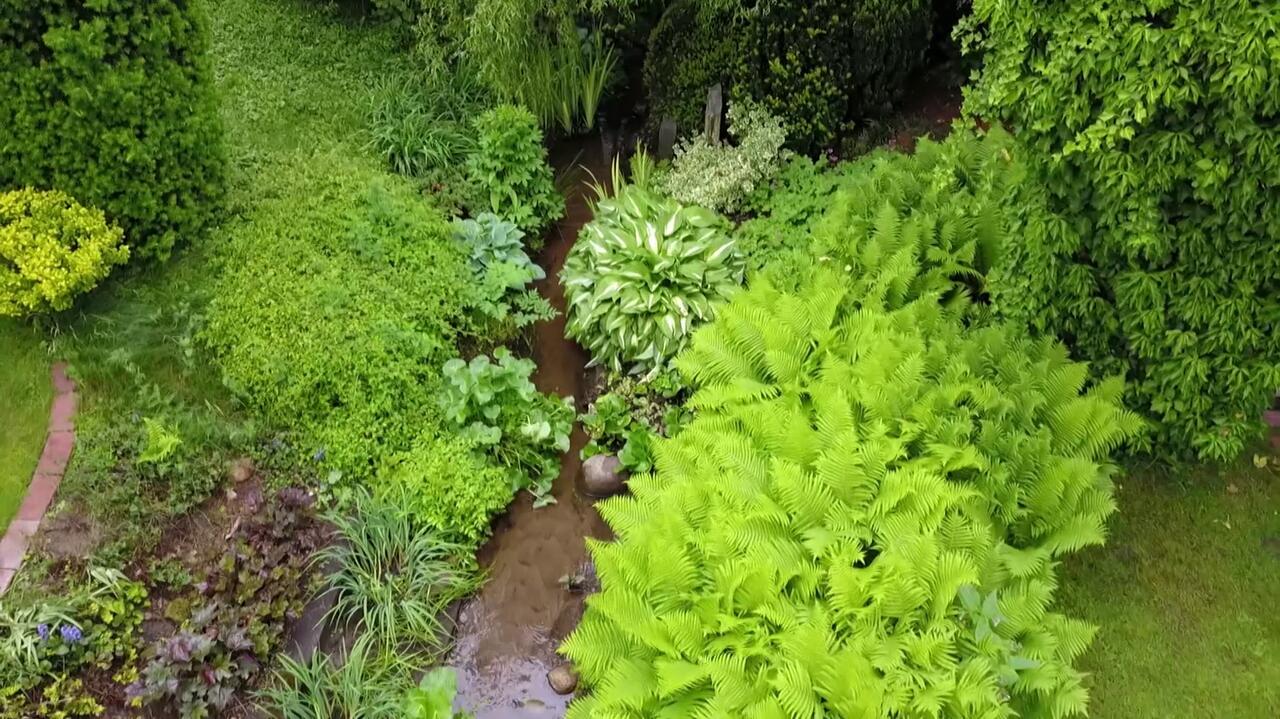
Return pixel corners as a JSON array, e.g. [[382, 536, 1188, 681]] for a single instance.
[[1056, 461, 1280, 718], [0, 0, 225, 261], [965, 0, 1280, 462], [563, 262, 1142, 717], [203, 159, 480, 483]]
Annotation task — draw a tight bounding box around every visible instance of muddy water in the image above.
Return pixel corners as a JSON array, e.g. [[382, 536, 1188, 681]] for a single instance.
[[450, 136, 612, 718]]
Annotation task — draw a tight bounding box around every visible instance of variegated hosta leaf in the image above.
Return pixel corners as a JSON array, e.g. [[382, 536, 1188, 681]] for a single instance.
[[560, 185, 745, 373]]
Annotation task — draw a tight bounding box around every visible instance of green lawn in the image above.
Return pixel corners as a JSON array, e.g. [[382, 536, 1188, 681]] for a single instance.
[[0, 321, 52, 530], [1058, 458, 1280, 718]]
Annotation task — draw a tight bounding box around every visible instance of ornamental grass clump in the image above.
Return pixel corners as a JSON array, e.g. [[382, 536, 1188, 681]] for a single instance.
[[0, 189, 129, 318], [561, 185, 743, 374]]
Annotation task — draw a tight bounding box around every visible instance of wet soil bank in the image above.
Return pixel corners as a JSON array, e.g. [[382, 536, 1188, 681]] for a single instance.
[[449, 135, 614, 717]]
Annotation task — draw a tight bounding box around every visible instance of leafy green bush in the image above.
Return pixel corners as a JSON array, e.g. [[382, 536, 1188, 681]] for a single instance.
[[319, 491, 478, 656], [965, 0, 1280, 461], [441, 349, 574, 506], [658, 102, 789, 213], [375, 434, 515, 545], [0, 189, 129, 318], [204, 153, 479, 480], [562, 268, 1142, 718], [734, 0, 932, 150], [561, 185, 742, 373], [466, 105, 564, 238], [0, 0, 225, 261]]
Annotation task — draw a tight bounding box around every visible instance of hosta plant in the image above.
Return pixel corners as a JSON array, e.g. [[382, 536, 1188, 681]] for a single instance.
[[561, 186, 742, 373], [441, 349, 573, 505], [452, 213, 553, 334], [0, 189, 129, 318]]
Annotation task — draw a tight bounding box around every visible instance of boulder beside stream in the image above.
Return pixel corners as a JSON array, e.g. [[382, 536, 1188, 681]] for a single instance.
[[582, 454, 628, 497]]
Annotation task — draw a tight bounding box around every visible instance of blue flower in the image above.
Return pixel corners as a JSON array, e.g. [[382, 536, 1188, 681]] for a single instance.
[[58, 624, 82, 643], [36, 624, 49, 641], [312, 448, 326, 462]]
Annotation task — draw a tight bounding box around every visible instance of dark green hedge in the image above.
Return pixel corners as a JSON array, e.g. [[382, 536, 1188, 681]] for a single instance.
[[0, 0, 225, 261], [645, 0, 932, 151]]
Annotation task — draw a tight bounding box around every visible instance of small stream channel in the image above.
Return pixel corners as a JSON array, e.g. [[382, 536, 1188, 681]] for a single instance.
[[448, 134, 614, 717]]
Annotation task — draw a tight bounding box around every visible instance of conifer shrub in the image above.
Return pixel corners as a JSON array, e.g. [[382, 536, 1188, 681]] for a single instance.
[[0, 189, 130, 318], [561, 267, 1142, 718], [203, 154, 479, 480], [965, 0, 1280, 461], [0, 0, 225, 261]]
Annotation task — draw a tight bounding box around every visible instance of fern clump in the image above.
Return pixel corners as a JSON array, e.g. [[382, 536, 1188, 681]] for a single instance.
[[561, 268, 1141, 718]]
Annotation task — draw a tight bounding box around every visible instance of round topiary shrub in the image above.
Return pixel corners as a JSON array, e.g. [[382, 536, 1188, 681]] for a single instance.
[[561, 185, 743, 373], [0, 0, 225, 261], [0, 189, 130, 318]]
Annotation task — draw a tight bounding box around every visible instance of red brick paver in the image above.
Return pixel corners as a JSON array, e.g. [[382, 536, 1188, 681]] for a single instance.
[[0, 363, 76, 594]]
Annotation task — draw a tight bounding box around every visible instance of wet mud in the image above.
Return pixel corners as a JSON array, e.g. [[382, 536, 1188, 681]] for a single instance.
[[449, 136, 613, 718]]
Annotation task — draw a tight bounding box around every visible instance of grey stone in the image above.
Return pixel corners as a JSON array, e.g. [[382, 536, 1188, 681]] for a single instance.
[[581, 454, 628, 498], [704, 83, 724, 145], [657, 118, 678, 161], [548, 663, 579, 695]]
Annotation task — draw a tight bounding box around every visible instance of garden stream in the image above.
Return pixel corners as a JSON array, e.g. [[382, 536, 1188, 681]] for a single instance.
[[448, 134, 615, 717]]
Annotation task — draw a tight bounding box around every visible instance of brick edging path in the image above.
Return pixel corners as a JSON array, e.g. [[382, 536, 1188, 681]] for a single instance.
[[0, 362, 76, 594]]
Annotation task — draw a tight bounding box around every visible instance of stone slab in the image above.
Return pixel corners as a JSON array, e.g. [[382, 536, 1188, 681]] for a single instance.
[[49, 392, 77, 432], [17, 472, 61, 522], [35, 430, 74, 477]]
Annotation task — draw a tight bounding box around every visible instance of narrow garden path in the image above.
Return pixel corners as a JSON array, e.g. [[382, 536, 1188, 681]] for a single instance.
[[449, 136, 613, 717], [0, 363, 76, 593]]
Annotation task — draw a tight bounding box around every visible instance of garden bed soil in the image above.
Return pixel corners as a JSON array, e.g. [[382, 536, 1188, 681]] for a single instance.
[[449, 135, 614, 717]]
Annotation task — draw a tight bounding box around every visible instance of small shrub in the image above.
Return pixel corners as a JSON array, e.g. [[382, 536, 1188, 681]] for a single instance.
[[0, 189, 129, 318], [561, 185, 742, 373], [0, 0, 225, 260], [440, 349, 574, 505], [375, 434, 514, 545], [562, 269, 1142, 718], [658, 102, 789, 213], [466, 105, 564, 238], [319, 492, 478, 656], [965, 0, 1280, 461]]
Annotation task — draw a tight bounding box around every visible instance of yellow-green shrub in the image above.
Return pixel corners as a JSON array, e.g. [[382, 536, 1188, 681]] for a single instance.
[[0, 189, 129, 318]]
